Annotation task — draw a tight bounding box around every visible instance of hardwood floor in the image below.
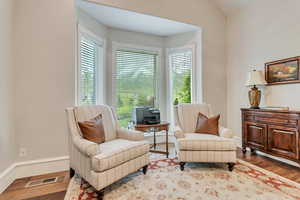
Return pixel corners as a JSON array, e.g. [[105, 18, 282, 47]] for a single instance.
[[0, 171, 69, 200], [237, 149, 300, 183], [24, 192, 66, 200], [1, 147, 299, 200]]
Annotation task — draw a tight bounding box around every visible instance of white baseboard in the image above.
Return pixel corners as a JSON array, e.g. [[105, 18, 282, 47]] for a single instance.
[[0, 164, 17, 194], [14, 156, 70, 179], [0, 156, 70, 194]]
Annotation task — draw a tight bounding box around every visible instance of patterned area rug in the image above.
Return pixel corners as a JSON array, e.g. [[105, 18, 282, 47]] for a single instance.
[[64, 158, 300, 200]]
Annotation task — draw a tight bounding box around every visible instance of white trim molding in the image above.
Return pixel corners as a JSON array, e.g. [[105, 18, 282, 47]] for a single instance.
[[0, 164, 17, 194], [0, 156, 69, 194]]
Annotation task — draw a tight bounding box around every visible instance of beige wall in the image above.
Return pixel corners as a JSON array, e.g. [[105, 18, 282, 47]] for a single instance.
[[0, 0, 16, 173], [227, 0, 300, 140], [14, 0, 76, 161], [88, 0, 228, 125]]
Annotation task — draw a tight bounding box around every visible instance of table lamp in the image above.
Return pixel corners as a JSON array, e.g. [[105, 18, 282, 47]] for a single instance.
[[245, 70, 267, 109]]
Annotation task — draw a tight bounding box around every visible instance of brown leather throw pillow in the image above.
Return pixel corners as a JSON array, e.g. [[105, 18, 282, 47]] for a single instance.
[[195, 112, 220, 136], [78, 114, 105, 144]]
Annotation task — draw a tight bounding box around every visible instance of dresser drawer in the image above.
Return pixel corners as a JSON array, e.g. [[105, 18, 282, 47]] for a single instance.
[[255, 116, 298, 126], [244, 111, 298, 127], [244, 114, 255, 121]]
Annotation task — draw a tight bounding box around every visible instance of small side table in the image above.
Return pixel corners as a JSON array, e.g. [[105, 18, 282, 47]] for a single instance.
[[135, 122, 170, 158]]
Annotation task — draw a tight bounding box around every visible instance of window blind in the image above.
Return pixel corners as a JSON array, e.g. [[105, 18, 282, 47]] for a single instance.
[[79, 37, 98, 105], [170, 50, 192, 104], [115, 49, 158, 127]]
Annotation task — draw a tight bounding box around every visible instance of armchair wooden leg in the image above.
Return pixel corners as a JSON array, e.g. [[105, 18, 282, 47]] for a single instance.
[[242, 147, 247, 154], [96, 189, 104, 200], [142, 165, 148, 175], [179, 162, 186, 171], [69, 168, 75, 178], [227, 163, 235, 172]]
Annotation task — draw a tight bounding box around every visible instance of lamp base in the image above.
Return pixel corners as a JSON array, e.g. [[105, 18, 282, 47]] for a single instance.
[[248, 87, 261, 109]]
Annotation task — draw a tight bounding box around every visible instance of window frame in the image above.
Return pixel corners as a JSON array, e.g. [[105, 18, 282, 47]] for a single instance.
[[76, 24, 106, 105], [111, 41, 163, 115], [166, 44, 198, 124]]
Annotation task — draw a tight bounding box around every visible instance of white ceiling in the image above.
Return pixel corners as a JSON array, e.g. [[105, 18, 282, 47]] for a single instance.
[[76, 0, 200, 36], [212, 0, 252, 16]]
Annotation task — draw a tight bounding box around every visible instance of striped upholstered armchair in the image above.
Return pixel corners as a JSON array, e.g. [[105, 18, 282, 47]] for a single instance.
[[65, 105, 149, 197], [174, 104, 236, 171]]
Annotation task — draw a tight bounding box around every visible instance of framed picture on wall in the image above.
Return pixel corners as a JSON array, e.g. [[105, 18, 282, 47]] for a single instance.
[[265, 56, 300, 85]]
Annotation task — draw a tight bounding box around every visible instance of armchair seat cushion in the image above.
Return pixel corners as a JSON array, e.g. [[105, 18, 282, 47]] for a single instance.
[[92, 139, 149, 172], [177, 133, 236, 151]]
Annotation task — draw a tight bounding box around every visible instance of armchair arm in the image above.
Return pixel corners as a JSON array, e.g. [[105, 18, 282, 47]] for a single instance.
[[219, 126, 234, 138], [117, 128, 145, 141], [73, 136, 100, 157], [174, 126, 185, 139]]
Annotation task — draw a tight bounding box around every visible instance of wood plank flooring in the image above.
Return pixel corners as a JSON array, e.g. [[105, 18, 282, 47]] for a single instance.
[[24, 192, 66, 200], [237, 149, 300, 183], [0, 171, 69, 200], [1, 147, 299, 200]]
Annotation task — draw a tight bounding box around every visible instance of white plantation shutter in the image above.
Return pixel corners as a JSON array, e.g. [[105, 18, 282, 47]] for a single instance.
[[114, 49, 158, 127], [170, 50, 192, 103], [79, 37, 100, 105]]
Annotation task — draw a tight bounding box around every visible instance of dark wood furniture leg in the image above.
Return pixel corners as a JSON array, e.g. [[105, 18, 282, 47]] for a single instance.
[[242, 147, 247, 154], [166, 129, 169, 158], [70, 168, 75, 178], [96, 189, 104, 200], [179, 162, 186, 171], [153, 130, 156, 149], [142, 165, 148, 175], [227, 163, 235, 172]]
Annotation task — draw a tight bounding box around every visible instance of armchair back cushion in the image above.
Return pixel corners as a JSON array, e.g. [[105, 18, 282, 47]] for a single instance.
[[177, 104, 212, 133], [74, 105, 119, 142]]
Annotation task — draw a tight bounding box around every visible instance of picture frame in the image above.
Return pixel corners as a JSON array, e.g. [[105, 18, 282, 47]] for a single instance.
[[265, 56, 300, 85]]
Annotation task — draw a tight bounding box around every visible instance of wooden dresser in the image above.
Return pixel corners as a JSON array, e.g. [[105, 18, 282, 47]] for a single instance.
[[241, 108, 300, 163]]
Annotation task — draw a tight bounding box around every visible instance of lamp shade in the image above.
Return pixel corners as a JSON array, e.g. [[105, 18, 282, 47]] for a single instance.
[[245, 70, 267, 86]]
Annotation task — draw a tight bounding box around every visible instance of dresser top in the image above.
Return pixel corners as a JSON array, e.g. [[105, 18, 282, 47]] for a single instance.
[[241, 108, 300, 114]]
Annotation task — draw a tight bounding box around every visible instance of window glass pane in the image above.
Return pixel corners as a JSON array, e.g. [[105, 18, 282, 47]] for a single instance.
[[79, 37, 97, 105], [171, 51, 192, 105], [116, 50, 157, 127]]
